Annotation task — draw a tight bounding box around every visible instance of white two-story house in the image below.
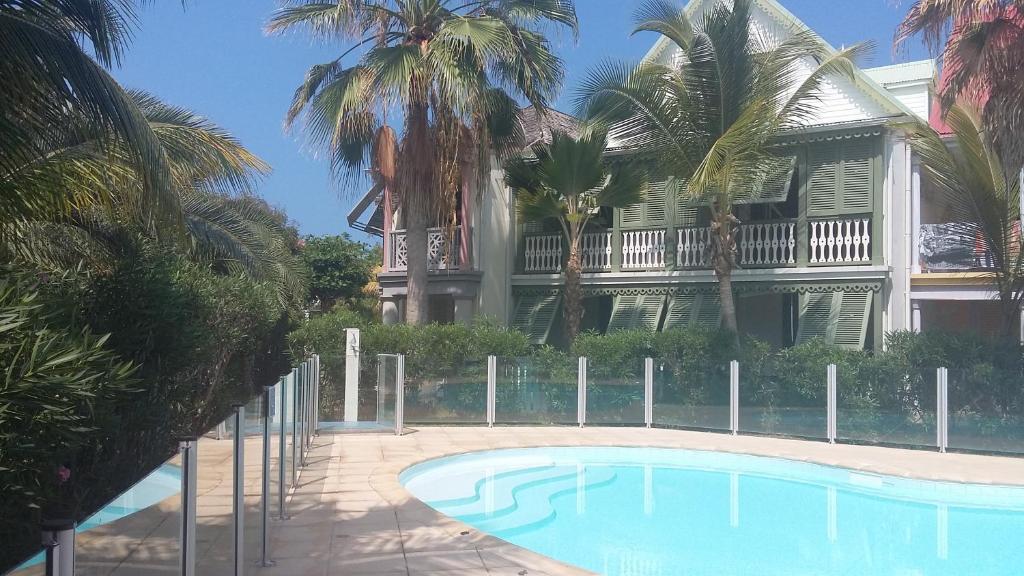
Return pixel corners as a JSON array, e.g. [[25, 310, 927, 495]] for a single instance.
[[348, 0, 1013, 349]]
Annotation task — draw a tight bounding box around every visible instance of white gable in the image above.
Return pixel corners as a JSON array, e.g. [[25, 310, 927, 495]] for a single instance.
[[864, 60, 937, 121], [647, 0, 912, 128]]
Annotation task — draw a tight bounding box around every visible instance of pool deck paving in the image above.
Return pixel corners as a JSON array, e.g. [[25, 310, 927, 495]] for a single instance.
[[258, 426, 1024, 576]]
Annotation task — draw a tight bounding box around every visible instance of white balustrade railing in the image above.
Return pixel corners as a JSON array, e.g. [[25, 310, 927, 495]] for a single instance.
[[389, 226, 460, 271], [580, 231, 613, 271], [622, 229, 667, 270], [677, 227, 712, 268], [737, 221, 797, 266], [524, 234, 562, 272], [810, 217, 871, 264]]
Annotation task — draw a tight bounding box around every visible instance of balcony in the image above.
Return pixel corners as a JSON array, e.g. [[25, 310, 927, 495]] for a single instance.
[[388, 226, 462, 271], [521, 216, 873, 274]]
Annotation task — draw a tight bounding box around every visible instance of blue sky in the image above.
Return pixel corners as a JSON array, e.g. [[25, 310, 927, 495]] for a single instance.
[[113, 1, 931, 242]]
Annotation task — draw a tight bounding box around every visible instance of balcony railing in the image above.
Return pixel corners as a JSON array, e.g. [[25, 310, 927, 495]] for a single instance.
[[519, 217, 871, 274], [677, 220, 797, 269], [809, 217, 871, 264], [523, 231, 613, 273], [389, 226, 461, 272]]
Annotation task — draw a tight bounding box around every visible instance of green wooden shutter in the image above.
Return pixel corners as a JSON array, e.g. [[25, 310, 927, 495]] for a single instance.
[[807, 146, 840, 216], [833, 291, 873, 349], [608, 294, 665, 331], [607, 294, 640, 331], [840, 139, 875, 213], [693, 293, 721, 328], [662, 293, 698, 330], [796, 291, 872, 349], [512, 293, 562, 344], [796, 292, 834, 343], [646, 181, 668, 225]]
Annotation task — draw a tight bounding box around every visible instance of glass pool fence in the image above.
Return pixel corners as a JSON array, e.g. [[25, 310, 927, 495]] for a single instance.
[[376, 354, 1024, 457], [11, 356, 321, 576]]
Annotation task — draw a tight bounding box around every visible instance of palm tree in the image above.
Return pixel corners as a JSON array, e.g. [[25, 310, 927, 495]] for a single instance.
[[505, 130, 647, 342], [268, 0, 578, 324], [9, 91, 307, 312], [897, 0, 1024, 171], [576, 0, 864, 336], [908, 103, 1023, 338], [1, 1, 179, 231]]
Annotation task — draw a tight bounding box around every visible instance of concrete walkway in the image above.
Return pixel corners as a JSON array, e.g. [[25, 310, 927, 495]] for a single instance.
[[257, 427, 1024, 576]]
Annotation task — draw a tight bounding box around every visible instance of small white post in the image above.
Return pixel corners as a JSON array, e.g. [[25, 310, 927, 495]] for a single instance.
[[937, 367, 948, 453], [41, 519, 75, 576], [827, 363, 837, 444], [729, 360, 739, 435], [395, 354, 405, 436], [486, 356, 496, 427], [577, 357, 587, 428], [344, 329, 360, 423], [644, 358, 654, 428]]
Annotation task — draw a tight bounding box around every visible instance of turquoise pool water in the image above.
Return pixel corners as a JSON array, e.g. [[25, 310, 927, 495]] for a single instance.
[[401, 447, 1024, 575], [17, 463, 180, 569]]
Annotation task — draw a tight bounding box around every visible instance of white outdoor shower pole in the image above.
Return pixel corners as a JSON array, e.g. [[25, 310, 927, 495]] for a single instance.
[[344, 329, 360, 422]]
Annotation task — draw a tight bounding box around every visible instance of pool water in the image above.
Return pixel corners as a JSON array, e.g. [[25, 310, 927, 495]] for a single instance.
[[401, 447, 1024, 575]]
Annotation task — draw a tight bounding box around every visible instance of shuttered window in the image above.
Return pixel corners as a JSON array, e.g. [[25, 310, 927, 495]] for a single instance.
[[661, 293, 721, 330], [607, 294, 666, 332], [734, 155, 797, 204], [511, 292, 562, 344], [806, 138, 878, 217], [621, 180, 671, 228], [796, 291, 873, 349]]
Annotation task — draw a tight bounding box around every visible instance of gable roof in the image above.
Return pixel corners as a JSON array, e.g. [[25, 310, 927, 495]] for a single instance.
[[642, 0, 919, 125], [518, 106, 580, 149]]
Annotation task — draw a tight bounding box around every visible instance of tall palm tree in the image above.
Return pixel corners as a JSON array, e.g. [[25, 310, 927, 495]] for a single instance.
[[1, 1, 179, 231], [576, 0, 864, 335], [897, 0, 1024, 172], [908, 103, 1023, 338], [268, 0, 577, 324], [505, 130, 647, 342]]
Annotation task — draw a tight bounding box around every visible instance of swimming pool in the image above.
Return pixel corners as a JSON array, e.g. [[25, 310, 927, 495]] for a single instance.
[[401, 447, 1024, 575]]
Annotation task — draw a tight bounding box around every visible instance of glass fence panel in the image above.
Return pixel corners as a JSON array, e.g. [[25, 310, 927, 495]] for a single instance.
[[404, 358, 488, 424], [836, 365, 936, 447], [652, 359, 730, 430], [739, 365, 827, 439], [268, 383, 282, 523], [13, 454, 184, 576], [196, 416, 236, 574], [243, 395, 264, 570], [494, 356, 578, 425], [586, 358, 645, 425], [318, 352, 345, 424], [947, 365, 1024, 454], [283, 372, 296, 495], [376, 354, 398, 429]]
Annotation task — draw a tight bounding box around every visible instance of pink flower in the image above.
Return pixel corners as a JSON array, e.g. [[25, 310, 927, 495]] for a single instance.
[[57, 465, 71, 484]]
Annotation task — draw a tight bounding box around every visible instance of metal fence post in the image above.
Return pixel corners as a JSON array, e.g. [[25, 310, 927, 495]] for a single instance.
[[577, 357, 587, 428], [729, 360, 739, 435], [313, 354, 320, 435], [260, 387, 274, 567], [179, 438, 197, 576], [290, 369, 299, 486], [277, 376, 287, 520], [486, 355, 496, 427], [40, 519, 75, 576], [644, 358, 654, 428], [396, 354, 405, 436], [231, 404, 244, 576], [827, 363, 837, 444], [937, 367, 948, 453]]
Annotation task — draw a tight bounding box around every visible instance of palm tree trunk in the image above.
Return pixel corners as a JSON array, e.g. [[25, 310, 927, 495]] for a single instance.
[[713, 214, 739, 336], [565, 241, 583, 343], [404, 202, 430, 325]]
